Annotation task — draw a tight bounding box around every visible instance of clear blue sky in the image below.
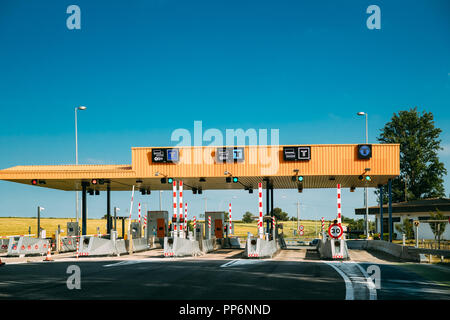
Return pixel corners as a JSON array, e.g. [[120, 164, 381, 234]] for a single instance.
[[0, 0, 449, 222]]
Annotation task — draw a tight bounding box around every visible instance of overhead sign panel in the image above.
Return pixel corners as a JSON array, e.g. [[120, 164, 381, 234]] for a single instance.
[[357, 144, 372, 159], [216, 147, 245, 163], [283, 146, 311, 161], [151, 148, 179, 163]]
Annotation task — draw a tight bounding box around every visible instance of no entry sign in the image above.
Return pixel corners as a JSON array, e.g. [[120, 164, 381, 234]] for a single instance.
[[328, 223, 343, 239]]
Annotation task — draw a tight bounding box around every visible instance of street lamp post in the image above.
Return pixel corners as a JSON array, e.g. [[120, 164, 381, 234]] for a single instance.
[[37, 206, 44, 238], [75, 106, 87, 223], [357, 112, 369, 239]]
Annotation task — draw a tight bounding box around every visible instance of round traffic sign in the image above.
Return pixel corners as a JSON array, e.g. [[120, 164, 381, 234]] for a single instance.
[[328, 223, 343, 239], [299, 225, 304, 231], [299, 230, 304, 236]]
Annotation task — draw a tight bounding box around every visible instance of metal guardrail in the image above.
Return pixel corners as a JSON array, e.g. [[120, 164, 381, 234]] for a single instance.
[[407, 247, 450, 257]]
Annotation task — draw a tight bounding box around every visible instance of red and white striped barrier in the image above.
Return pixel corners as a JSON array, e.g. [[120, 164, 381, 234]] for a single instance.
[[229, 203, 232, 234], [76, 238, 79, 259], [258, 182, 263, 239], [248, 253, 259, 258], [173, 180, 177, 236], [272, 216, 276, 230], [179, 181, 184, 238], [164, 252, 174, 257], [208, 216, 211, 236], [337, 184, 342, 225], [184, 202, 188, 232], [138, 202, 141, 224], [193, 216, 196, 229], [0, 234, 35, 239]]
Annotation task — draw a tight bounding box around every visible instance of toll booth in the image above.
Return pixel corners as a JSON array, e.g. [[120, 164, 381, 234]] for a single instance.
[[205, 211, 225, 239], [195, 222, 204, 241], [146, 211, 169, 240], [131, 222, 141, 238], [67, 222, 79, 237], [223, 222, 234, 237]]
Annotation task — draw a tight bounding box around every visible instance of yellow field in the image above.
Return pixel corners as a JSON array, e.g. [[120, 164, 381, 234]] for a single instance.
[[0, 217, 338, 239], [0, 217, 114, 238]]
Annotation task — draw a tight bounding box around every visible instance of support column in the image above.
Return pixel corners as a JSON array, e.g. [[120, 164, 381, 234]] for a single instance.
[[270, 187, 274, 235], [107, 184, 111, 235], [379, 185, 384, 240], [82, 182, 87, 236], [388, 179, 393, 242], [265, 179, 270, 235]]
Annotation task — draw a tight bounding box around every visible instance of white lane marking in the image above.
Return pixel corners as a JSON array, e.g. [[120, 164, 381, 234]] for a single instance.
[[220, 259, 263, 268], [351, 262, 377, 300], [325, 262, 354, 300], [103, 260, 148, 267]]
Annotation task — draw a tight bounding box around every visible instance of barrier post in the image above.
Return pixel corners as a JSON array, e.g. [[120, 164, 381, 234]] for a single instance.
[[193, 216, 197, 239], [184, 202, 188, 236], [179, 181, 184, 238], [229, 203, 232, 236], [173, 180, 178, 238], [258, 182, 263, 239]]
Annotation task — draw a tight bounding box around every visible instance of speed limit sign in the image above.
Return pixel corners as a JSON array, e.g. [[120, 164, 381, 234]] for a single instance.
[[299, 230, 304, 236], [328, 223, 343, 239]]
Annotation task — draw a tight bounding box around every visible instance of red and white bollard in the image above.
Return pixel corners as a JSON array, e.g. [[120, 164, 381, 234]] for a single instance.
[[258, 182, 263, 239], [184, 202, 188, 234], [229, 203, 232, 235], [76, 238, 79, 259], [179, 181, 184, 238], [138, 202, 141, 224], [208, 216, 211, 239], [172, 180, 177, 237]]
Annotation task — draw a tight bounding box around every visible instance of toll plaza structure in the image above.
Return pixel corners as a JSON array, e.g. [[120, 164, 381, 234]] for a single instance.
[[0, 144, 400, 241]]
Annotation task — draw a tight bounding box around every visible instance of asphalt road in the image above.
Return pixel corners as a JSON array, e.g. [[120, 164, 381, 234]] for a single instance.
[[0, 249, 449, 300]]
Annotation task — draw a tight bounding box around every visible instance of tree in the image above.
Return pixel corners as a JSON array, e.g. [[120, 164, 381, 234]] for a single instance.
[[242, 211, 253, 223], [429, 209, 447, 246], [376, 108, 447, 203], [395, 219, 414, 239], [272, 208, 289, 221]]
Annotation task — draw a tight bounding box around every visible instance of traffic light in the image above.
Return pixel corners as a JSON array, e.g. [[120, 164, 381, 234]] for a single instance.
[[226, 177, 232, 183], [232, 177, 239, 183], [297, 185, 303, 193], [167, 178, 174, 184], [365, 176, 372, 182], [160, 178, 167, 184], [248, 188, 253, 194], [192, 188, 198, 194], [31, 179, 38, 185], [198, 188, 203, 194], [91, 179, 98, 185], [298, 176, 304, 182]]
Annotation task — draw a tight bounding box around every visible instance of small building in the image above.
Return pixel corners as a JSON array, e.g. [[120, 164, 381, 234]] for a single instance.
[[355, 198, 450, 240]]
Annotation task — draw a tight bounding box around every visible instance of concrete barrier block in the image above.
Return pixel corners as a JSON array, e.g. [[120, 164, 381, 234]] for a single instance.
[[0, 239, 10, 253], [164, 237, 201, 257], [132, 238, 149, 252], [245, 237, 279, 258], [7, 237, 50, 257]]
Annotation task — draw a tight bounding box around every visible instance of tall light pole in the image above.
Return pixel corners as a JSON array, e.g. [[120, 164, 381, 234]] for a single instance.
[[37, 206, 44, 238], [357, 111, 369, 239], [75, 106, 87, 224]]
